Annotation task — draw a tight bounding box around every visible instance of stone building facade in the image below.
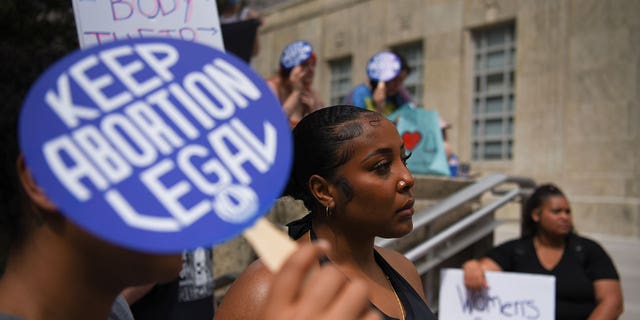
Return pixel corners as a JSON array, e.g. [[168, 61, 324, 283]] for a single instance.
[[249, 0, 640, 238]]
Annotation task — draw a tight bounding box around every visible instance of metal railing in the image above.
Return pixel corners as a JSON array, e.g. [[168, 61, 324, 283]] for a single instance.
[[377, 173, 536, 276]]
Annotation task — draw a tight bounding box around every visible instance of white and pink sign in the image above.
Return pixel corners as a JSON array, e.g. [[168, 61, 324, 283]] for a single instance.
[[72, 0, 223, 49]]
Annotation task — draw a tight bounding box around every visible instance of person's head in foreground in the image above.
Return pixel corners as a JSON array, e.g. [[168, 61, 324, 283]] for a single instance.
[[0, 5, 179, 319], [215, 105, 436, 320], [0, 54, 182, 320]]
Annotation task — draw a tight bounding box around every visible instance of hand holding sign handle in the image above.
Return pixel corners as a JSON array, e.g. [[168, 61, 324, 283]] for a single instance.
[[366, 51, 401, 114], [374, 81, 387, 113], [243, 217, 297, 272]]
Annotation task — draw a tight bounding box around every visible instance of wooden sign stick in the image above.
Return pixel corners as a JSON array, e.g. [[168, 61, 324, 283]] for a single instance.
[[243, 217, 298, 272]]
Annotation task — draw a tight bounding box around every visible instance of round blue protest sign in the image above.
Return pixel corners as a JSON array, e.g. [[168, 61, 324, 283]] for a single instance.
[[366, 51, 401, 82], [279, 40, 314, 70], [19, 38, 292, 253]]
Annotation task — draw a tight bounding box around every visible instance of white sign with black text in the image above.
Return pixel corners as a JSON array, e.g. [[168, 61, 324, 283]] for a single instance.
[[439, 268, 555, 320]]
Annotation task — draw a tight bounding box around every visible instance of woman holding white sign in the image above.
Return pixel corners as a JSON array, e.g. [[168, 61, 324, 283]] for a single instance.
[[463, 183, 624, 319], [215, 105, 436, 320]]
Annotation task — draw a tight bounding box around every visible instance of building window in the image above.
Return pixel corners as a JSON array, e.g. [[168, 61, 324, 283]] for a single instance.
[[392, 42, 424, 106], [472, 24, 516, 160], [329, 57, 352, 105]]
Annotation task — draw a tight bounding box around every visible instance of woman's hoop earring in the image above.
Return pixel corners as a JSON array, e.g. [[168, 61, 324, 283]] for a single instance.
[[325, 206, 332, 217]]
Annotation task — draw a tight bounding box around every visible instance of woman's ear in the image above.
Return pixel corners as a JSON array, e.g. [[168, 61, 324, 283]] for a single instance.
[[308, 174, 334, 208], [531, 209, 541, 223], [17, 155, 57, 212]]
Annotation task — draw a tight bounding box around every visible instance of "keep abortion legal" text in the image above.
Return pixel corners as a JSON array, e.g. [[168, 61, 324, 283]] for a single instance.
[[42, 42, 276, 231]]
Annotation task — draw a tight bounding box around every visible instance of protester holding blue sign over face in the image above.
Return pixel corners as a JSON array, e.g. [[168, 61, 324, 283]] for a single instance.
[[343, 51, 413, 116], [266, 40, 325, 127], [215, 105, 435, 320], [19, 37, 296, 254], [343, 51, 457, 177]]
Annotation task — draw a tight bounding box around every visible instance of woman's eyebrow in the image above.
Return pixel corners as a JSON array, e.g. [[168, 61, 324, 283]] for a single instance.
[[362, 147, 393, 162]]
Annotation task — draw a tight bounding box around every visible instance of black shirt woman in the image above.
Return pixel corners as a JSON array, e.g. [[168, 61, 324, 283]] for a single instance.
[[463, 184, 624, 319]]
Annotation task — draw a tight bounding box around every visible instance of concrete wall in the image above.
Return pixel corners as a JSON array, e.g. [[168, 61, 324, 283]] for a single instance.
[[251, 0, 640, 238]]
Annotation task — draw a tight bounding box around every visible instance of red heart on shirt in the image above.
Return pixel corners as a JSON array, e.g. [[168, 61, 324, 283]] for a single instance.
[[402, 131, 422, 151]]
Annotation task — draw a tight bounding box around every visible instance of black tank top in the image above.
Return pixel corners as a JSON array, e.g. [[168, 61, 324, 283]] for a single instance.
[[304, 228, 436, 320], [371, 251, 436, 320]]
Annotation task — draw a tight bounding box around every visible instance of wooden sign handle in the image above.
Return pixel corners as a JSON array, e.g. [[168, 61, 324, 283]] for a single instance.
[[243, 217, 298, 272]]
